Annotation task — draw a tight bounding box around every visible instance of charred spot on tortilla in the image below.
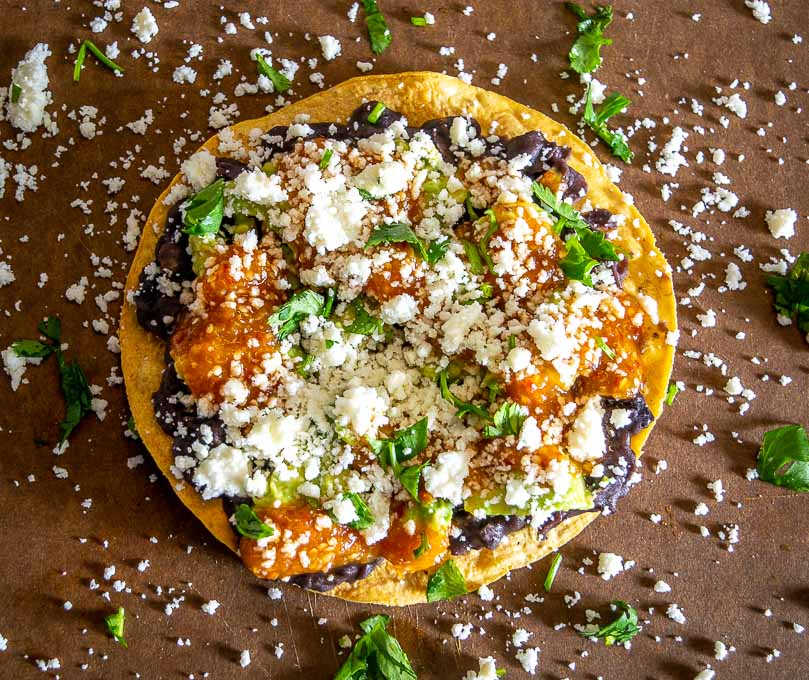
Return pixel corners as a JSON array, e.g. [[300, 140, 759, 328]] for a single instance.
[[121, 72, 676, 605]]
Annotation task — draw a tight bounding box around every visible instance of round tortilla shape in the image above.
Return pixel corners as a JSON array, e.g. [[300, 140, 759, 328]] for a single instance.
[[121, 71, 677, 605]]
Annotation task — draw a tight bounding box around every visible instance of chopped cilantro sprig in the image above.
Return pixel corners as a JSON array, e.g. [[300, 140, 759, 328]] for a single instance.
[[531, 182, 620, 286], [579, 600, 642, 645], [365, 222, 448, 265], [360, 0, 392, 55], [268, 289, 327, 340], [565, 3, 614, 74], [11, 317, 92, 445], [369, 418, 429, 500], [181, 179, 225, 236], [234, 504, 275, 539], [766, 252, 809, 337], [583, 84, 634, 162], [333, 615, 416, 680], [256, 53, 290, 92], [482, 401, 527, 439], [426, 559, 468, 602]]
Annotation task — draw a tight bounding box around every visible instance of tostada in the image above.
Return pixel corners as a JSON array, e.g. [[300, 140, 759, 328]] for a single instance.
[[121, 71, 676, 605]]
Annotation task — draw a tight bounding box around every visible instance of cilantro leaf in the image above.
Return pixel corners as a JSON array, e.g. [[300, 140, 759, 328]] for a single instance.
[[256, 53, 290, 92], [766, 252, 809, 335], [104, 606, 128, 647], [565, 3, 614, 74], [425, 237, 451, 265], [366, 222, 428, 260], [369, 417, 429, 465], [482, 401, 527, 439], [756, 424, 809, 492], [10, 83, 21, 103], [579, 600, 642, 645], [11, 339, 55, 358], [334, 615, 416, 680], [10, 317, 90, 445], [360, 0, 392, 55], [560, 235, 599, 286], [544, 552, 563, 592], [437, 370, 492, 422], [234, 504, 275, 539], [426, 559, 468, 602], [181, 179, 225, 236], [57, 356, 93, 445], [344, 297, 385, 336], [531, 181, 589, 234], [269, 289, 326, 340], [664, 382, 680, 406], [583, 85, 634, 162], [397, 462, 428, 501], [343, 492, 375, 530], [575, 224, 620, 262]]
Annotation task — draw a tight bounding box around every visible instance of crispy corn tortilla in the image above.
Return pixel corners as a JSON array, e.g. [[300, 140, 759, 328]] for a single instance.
[[121, 71, 676, 605]]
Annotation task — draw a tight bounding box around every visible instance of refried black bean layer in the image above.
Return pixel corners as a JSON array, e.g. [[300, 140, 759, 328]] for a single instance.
[[135, 102, 634, 592]]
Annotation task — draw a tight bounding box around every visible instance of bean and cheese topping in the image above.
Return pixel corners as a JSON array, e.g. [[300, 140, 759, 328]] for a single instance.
[[136, 106, 665, 582]]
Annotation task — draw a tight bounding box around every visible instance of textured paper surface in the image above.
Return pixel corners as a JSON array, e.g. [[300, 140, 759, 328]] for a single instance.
[[0, 1, 807, 677]]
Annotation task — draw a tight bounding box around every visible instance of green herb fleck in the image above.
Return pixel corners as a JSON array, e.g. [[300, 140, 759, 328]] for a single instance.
[[11, 317, 92, 444], [410, 16, 428, 26], [344, 297, 385, 336], [544, 552, 563, 592], [104, 607, 128, 647], [256, 53, 290, 92], [426, 559, 468, 602], [366, 222, 428, 259], [560, 234, 599, 286], [531, 181, 589, 235], [10, 83, 21, 103], [437, 370, 492, 422], [565, 3, 614, 74], [333, 615, 416, 680], [343, 492, 375, 530], [367, 101, 387, 124], [595, 336, 616, 360], [583, 84, 633, 162], [57, 356, 93, 444], [360, 0, 392, 55], [73, 40, 124, 82], [756, 424, 809, 492], [11, 339, 55, 358], [268, 289, 326, 340], [482, 401, 527, 439], [319, 148, 334, 170], [369, 417, 429, 466], [425, 237, 451, 265], [579, 600, 642, 645], [765, 252, 809, 336], [414, 533, 430, 558], [181, 179, 225, 236], [234, 504, 275, 539], [478, 209, 500, 274], [664, 382, 680, 406], [461, 238, 485, 275]]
